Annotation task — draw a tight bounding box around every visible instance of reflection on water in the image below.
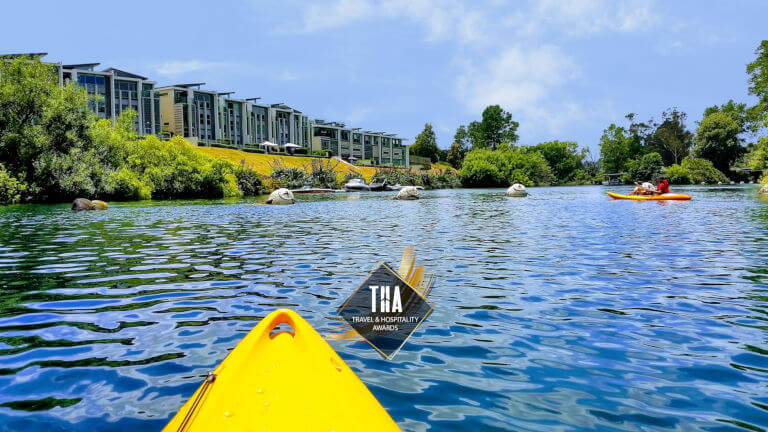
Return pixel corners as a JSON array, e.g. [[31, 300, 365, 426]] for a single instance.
[[0, 186, 767, 431]]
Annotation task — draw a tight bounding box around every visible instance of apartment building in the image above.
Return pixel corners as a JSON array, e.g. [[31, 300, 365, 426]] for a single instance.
[[311, 120, 408, 166], [60, 63, 160, 136], [3, 53, 409, 165]]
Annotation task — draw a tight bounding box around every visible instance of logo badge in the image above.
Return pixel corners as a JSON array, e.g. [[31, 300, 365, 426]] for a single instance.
[[337, 254, 433, 359]]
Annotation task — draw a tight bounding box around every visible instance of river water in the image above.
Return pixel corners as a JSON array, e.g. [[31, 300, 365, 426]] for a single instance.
[[0, 186, 766, 431]]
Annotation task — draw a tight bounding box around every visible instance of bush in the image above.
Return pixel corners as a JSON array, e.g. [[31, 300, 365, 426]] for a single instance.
[[234, 167, 263, 196], [682, 157, 729, 184], [306, 159, 340, 188], [269, 165, 308, 189], [0, 165, 26, 204], [623, 152, 664, 182], [104, 168, 151, 200], [293, 148, 308, 155], [664, 164, 691, 185], [459, 147, 552, 187], [664, 157, 729, 184]]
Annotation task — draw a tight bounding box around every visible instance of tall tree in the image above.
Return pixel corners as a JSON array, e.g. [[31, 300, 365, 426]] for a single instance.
[[529, 140, 585, 184], [599, 124, 642, 174], [446, 125, 469, 168], [645, 108, 693, 165], [692, 111, 743, 173], [746, 40, 768, 129], [409, 123, 439, 162], [467, 105, 520, 150]]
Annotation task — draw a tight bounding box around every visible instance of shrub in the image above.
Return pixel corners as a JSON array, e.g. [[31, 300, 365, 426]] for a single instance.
[[269, 158, 308, 189], [459, 147, 552, 187], [306, 159, 340, 188], [681, 157, 728, 184], [623, 152, 664, 182], [104, 168, 151, 200], [664, 164, 691, 185], [0, 165, 26, 204], [234, 167, 263, 196]]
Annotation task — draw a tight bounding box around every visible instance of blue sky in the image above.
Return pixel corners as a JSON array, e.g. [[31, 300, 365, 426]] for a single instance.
[[2, 0, 765, 152]]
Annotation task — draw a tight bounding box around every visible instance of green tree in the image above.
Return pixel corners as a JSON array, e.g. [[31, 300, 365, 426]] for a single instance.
[[409, 123, 440, 162], [528, 140, 585, 184], [704, 100, 750, 131], [624, 152, 664, 182], [446, 125, 469, 168], [746, 40, 768, 128], [645, 108, 693, 165], [467, 105, 520, 149], [599, 124, 642, 174], [692, 111, 744, 173]]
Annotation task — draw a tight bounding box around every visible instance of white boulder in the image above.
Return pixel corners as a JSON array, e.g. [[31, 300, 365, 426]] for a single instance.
[[395, 186, 419, 200], [505, 183, 528, 197], [266, 188, 295, 205]]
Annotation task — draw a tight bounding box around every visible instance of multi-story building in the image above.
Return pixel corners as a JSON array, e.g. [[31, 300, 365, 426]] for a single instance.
[[3, 53, 409, 164], [61, 63, 160, 136], [155, 84, 219, 145], [311, 120, 408, 166]]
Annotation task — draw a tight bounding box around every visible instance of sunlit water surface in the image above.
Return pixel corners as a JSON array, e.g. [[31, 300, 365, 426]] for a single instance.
[[0, 186, 767, 431]]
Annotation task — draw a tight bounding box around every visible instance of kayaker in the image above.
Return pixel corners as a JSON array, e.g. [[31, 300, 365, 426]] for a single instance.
[[655, 178, 670, 194], [630, 182, 656, 196]]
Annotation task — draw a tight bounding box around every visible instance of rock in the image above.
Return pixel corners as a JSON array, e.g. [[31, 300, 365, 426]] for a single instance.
[[72, 198, 108, 211], [395, 186, 419, 200], [266, 188, 295, 205], [91, 200, 108, 210], [505, 183, 528, 197], [72, 198, 92, 211], [759, 184, 768, 196]]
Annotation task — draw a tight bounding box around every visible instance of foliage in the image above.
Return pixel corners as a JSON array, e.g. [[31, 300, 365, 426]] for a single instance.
[[704, 100, 751, 132], [305, 159, 341, 188], [446, 125, 470, 168], [623, 152, 664, 182], [528, 140, 585, 184], [747, 40, 768, 129], [268, 159, 309, 189], [748, 136, 768, 170], [409, 123, 440, 162], [664, 164, 691, 185], [692, 111, 744, 173], [465, 105, 520, 150], [0, 164, 26, 204], [371, 167, 459, 189], [599, 124, 643, 174], [665, 157, 728, 184], [459, 147, 552, 187], [234, 167, 264, 196], [644, 108, 693, 165]]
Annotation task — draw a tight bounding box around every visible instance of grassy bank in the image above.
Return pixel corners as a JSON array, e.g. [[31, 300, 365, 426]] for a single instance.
[[196, 147, 377, 182]]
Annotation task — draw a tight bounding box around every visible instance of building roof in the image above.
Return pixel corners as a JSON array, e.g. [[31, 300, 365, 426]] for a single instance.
[[102, 67, 148, 80], [173, 83, 205, 88], [62, 63, 101, 70]]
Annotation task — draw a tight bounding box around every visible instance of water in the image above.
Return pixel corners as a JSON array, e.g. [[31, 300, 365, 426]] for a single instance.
[[0, 186, 767, 432]]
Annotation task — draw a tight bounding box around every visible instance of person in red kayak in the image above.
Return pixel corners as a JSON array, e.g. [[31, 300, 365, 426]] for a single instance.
[[655, 177, 670, 194]]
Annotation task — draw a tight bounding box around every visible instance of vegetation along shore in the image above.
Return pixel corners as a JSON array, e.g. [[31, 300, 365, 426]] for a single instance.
[[1, 40, 768, 205]]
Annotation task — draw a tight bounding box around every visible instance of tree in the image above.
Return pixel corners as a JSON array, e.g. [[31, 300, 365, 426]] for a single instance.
[[746, 40, 768, 129], [645, 108, 693, 165], [691, 111, 744, 174], [624, 152, 664, 182], [599, 124, 642, 174], [409, 123, 439, 162], [704, 100, 750, 131], [467, 105, 519, 149], [446, 125, 469, 168], [528, 140, 585, 184]]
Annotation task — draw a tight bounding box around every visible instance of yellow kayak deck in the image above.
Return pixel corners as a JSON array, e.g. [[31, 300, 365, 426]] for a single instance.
[[607, 191, 691, 201], [164, 309, 401, 432]]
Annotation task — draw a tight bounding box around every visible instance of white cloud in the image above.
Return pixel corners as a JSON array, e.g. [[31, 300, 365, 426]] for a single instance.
[[156, 60, 230, 76], [298, 0, 488, 44], [530, 0, 658, 35], [455, 45, 577, 114]]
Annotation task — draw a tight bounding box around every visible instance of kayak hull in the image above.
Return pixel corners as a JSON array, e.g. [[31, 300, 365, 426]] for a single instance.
[[607, 191, 691, 200], [163, 309, 400, 432]]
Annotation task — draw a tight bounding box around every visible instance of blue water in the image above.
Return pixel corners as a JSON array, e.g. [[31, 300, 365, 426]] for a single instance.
[[0, 186, 767, 431]]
